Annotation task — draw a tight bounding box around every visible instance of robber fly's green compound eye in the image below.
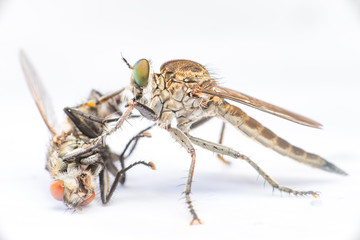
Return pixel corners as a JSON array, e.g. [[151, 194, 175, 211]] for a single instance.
[[133, 59, 150, 87]]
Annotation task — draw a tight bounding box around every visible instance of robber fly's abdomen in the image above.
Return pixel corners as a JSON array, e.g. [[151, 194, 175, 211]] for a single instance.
[[216, 101, 347, 175]]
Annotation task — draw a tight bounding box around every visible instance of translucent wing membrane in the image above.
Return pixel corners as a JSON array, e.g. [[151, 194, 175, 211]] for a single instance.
[[20, 51, 58, 135], [199, 86, 322, 128]]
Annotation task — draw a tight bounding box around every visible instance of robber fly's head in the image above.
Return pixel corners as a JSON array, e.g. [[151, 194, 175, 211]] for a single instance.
[[124, 58, 154, 103], [50, 168, 95, 208], [131, 59, 151, 88]]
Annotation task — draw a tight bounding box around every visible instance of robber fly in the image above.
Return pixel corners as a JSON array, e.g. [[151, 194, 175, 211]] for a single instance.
[[98, 57, 347, 224], [20, 51, 155, 209]]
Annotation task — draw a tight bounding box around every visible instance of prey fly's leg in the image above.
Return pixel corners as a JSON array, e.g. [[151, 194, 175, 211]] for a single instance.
[[118, 125, 154, 184], [168, 128, 202, 225], [65, 107, 119, 125], [65, 106, 143, 141], [216, 122, 231, 165], [81, 88, 125, 108], [62, 141, 104, 162], [120, 125, 154, 159], [64, 107, 118, 137], [67, 102, 155, 185], [99, 160, 156, 204], [100, 134, 146, 184], [187, 135, 319, 197], [64, 103, 145, 160]]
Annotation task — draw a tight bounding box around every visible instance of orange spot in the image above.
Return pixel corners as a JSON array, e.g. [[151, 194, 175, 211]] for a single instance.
[[142, 132, 152, 138], [80, 192, 95, 206], [213, 96, 220, 102], [86, 102, 96, 107], [149, 162, 156, 170], [50, 181, 64, 201], [82, 143, 91, 149], [312, 193, 320, 198]]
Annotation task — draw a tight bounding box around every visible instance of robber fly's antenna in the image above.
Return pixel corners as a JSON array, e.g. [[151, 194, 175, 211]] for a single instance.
[[121, 53, 133, 70]]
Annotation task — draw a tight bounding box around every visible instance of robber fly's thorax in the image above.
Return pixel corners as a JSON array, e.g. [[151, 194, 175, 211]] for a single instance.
[[135, 59, 219, 131]]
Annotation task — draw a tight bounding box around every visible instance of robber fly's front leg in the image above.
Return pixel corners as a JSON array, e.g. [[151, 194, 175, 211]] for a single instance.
[[134, 101, 202, 224], [187, 135, 319, 197]]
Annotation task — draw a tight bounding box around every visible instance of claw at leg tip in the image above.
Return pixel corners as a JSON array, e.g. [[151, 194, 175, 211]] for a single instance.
[[190, 219, 202, 226], [312, 193, 320, 198], [149, 162, 156, 170], [217, 154, 231, 165]]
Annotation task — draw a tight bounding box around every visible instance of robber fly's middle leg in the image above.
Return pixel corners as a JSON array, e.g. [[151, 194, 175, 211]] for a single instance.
[[187, 135, 319, 197]]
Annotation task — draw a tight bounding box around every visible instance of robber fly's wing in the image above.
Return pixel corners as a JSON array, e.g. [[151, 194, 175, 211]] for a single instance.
[[198, 86, 322, 128], [20, 50, 58, 136]]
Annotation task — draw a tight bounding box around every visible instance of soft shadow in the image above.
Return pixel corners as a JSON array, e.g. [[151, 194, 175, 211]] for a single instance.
[[349, 0, 360, 22], [0, 0, 8, 20], [193, 171, 335, 194]]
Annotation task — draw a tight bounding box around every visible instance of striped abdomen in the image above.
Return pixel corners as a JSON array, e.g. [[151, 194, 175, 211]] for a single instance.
[[216, 101, 346, 175]]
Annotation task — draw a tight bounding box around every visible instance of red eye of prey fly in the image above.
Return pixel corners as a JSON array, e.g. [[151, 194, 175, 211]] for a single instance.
[[50, 180, 64, 201], [80, 192, 95, 206], [50, 180, 95, 206]]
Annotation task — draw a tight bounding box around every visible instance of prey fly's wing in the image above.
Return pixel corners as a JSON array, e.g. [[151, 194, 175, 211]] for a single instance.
[[20, 50, 58, 136], [198, 85, 322, 129]]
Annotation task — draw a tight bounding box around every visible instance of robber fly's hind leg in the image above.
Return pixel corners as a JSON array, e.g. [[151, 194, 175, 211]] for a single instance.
[[187, 135, 319, 197], [99, 160, 156, 204], [191, 119, 230, 165], [216, 122, 231, 165], [168, 127, 202, 225]]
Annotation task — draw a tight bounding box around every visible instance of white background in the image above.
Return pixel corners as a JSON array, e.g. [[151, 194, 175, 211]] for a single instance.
[[1, 0, 360, 239]]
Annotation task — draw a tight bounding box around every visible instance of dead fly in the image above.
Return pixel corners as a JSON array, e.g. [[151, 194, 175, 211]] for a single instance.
[[20, 51, 155, 209], [97, 57, 347, 224]]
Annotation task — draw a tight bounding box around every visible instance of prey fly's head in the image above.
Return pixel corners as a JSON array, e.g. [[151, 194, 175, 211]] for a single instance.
[[50, 168, 96, 208]]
